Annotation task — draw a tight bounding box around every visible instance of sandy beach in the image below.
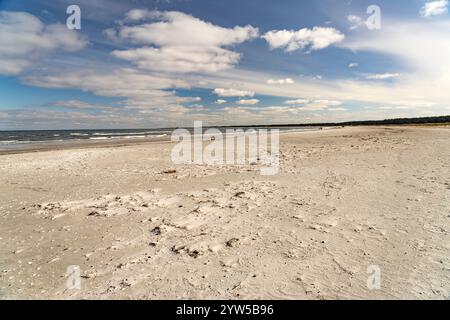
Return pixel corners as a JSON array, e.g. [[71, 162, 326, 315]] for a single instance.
[[0, 126, 449, 300]]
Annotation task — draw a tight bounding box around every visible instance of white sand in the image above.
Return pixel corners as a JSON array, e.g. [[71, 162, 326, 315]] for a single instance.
[[0, 126, 449, 299]]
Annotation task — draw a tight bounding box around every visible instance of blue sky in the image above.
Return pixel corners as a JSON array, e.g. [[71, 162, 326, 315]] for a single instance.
[[0, 0, 449, 129]]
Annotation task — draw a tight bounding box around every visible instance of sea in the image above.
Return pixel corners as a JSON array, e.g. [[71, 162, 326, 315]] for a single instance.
[[0, 126, 323, 150]]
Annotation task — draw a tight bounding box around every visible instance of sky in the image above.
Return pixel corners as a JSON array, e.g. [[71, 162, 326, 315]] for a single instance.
[[0, 0, 450, 129]]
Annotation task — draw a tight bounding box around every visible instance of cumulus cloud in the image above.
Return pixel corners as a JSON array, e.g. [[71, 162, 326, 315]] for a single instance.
[[237, 99, 259, 105], [366, 73, 400, 80], [0, 11, 88, 75], [112, 46, 241, 73], [262, 27, 344, 53], [348, 62, 359, 68], [267, 78, 294, 85], [124, 8, 159, 21], [213, 88, 255, 97], [215, 99, 227, 104], [108, 10, 259, 73], [420, 1, 448, 18]]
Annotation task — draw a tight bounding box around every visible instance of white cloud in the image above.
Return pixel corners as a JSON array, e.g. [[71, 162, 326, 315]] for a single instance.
[[125, 8, 159, 21], [313, 100, 343, 106], [394, 100, 436, 108], [348, 63, 359, 68], [328, 107, 347, 111], [24, 68, 196, 111], [267, 78, 295, 85], [187, 104, 206, 111], [213, 88, 255, 97], [0, 109, 132, 130], [420, 1, 448, 18], [262, 27, 344, 53], [109, 10, 259, 48], [258, 100, 341, 113], [341, 20, 450, 79], [237, 99, 259, 105], [366, 73, 400, 80], [254, 99, 344, 112], [296, 100, 343, 111], [0, 11, 88, 75], [347, 15, 367, 30], [112, 46, 241, 73], [220, 99, 345, 115], [215, 99, 227, 105], [285, 99, 309, 105], [108, 10, 259, 73], [47, 100, 118, 110]]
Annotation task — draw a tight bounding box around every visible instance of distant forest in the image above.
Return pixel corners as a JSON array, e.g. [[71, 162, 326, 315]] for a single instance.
[[225, 115, 450, 129], [302, 115, 450, 127]]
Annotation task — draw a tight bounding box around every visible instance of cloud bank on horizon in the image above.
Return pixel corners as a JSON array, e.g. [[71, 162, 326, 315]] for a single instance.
[[0, 0, 449, 129]]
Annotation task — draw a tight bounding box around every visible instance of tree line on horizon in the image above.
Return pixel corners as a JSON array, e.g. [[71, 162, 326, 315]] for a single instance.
[[221, 115, 450, 129]]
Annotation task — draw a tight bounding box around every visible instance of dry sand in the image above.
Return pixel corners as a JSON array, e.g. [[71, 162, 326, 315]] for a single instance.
[[0, 126, 449, 300]]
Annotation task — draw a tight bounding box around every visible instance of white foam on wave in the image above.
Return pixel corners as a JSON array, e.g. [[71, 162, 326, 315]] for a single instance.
[[70, 133, 89, 136], [89, 137, 109, 140]]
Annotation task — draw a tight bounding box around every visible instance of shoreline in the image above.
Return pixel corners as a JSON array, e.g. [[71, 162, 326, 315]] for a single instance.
[[0, 135, 173, 156], [1, 124, 447, 156], [0, 126, 338, 156]]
